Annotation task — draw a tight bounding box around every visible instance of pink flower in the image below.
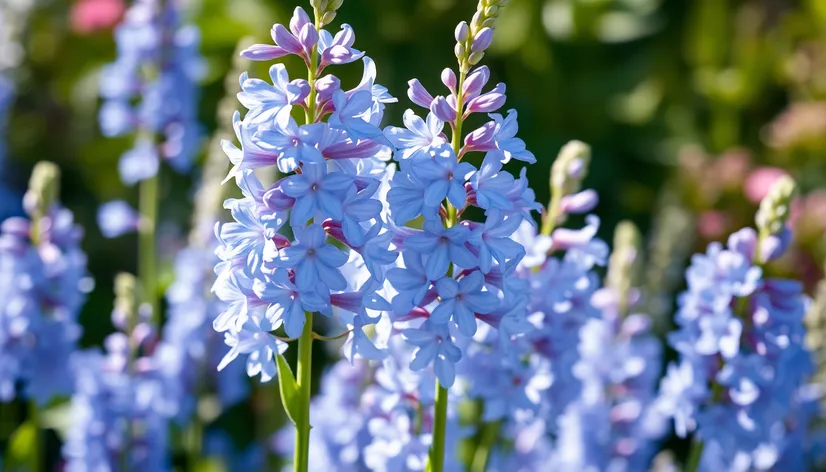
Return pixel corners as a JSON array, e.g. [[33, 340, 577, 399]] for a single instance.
[[744, 167, 789, 204], [70, 0, 125, 34], [697, 210, 728, 239]]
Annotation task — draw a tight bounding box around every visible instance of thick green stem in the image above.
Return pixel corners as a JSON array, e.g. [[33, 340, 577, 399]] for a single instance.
[[294, 312, 314, 472], [430, 383, 449, 472], [470, 420, 500, 472], [686, 437, 704, 472], [28, 402, 40, 472], [138, 173, 159, 325], [540, 190, 561, 236]]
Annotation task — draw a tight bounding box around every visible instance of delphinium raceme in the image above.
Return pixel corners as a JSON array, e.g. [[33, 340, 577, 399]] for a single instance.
[[476, 142, 607, 471], [211, 1, 397, 469], [382, 1, 546, 469], [98, 0, 204, 321], [655, 176, 814, 471], [63, 273, 175, 471], [550, 221, 667, 471], [0, 162, 90, 469]]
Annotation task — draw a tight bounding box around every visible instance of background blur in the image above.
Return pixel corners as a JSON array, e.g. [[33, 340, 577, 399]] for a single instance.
[[2, 0, 826, 453]]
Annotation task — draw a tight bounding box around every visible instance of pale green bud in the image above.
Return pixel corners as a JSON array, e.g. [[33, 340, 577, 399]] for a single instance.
[[550, 140, 591, 195], [755, 175, 796, 236]]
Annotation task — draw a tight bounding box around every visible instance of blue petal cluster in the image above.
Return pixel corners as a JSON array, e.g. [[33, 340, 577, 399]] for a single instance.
[[0, 205, 89, 404], [212, 7, 398, 380], [384, 62, 540, 388], [99, 0, 204, 184], [63, 318, 173, 471], [655, 227, 814, 470]]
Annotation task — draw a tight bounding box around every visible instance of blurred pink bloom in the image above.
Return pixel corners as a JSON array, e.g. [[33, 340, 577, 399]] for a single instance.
[[697, 210, 728, 239], [744, 167, 789, 204], [71, 0, 125, 34]]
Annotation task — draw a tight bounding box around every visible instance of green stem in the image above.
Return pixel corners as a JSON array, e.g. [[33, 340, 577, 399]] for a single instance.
[[430, 383, 449, 472], [138, 173, 159, 325], [470, 420, 500, 472], [686, 437, 704, 472], [540, 189, 561, 236], [28, 402, 40, 472], [186, 417, 203, 470], [294, 312, 314, 472]]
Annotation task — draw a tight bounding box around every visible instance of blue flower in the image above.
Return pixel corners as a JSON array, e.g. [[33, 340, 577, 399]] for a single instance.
[[383, 110, 449, 161], [489, 109, 535, 164], [97, 200, 139, 238], [403, 321, 462, 387], [431, 271, 499, 336], [253, 108, 326, 173], [237, 64, 307, 125], [278, 224, 349, 292], [403, 221, 478, 280], [280, 162, 354, 226], [217, 312, 288, 382], [253, 269, 328, 338], [469, 214, 526, 273], [408, 149, 475, 210]]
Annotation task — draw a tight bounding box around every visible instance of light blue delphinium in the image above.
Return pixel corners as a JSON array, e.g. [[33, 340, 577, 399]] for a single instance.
[[383, 2, 540, 390], [98, 0, 204, 237], [63, 274, 177, 471], [212, 2, 398, 383], [655, 176, 814, 471], [0, 162, 89, 405]]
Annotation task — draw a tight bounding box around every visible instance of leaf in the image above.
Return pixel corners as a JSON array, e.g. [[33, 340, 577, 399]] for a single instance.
[[276, 354, 301, 426]]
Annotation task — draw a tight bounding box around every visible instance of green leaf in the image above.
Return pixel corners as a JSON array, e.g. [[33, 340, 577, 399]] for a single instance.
[[4, 421, 37, 470], [276, 354, 301, 426]]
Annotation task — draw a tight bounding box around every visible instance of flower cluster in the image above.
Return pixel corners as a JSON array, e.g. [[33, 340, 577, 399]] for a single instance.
[[383, 1, 540, 388], [0, 162, 89, 404], [63, 273, 178, 471], [655, 178, 814, 470], [212, 4, 398, 379], [99, 0, 203, 184]]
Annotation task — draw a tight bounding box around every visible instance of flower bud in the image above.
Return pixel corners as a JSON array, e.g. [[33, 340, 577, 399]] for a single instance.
[[551, 140, 591, 195], [471, 27, 493, 53], [756, 175, 796, 237], [465, 82, 505, 113], [290, 7, 312, 35], [112, 272, 138, 332], [430, 96, 457, 122], [468, 51, 484, 66], [441, 68, 457, 92], [455, 21, 469, 43], [311, 0, 328, 11], [606, 220, 642, 317], [559, 189, 598, 215], [454, 43, 466, 61], [329, 0, 344, 11], [462, 65, 490, 101], [321, 11, 337, 26], [24, 161, 60, 221]]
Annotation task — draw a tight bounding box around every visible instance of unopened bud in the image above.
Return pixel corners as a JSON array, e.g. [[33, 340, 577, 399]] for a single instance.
[[454, 43, 466, 61], [24, 161, 60, 220], [310, 0, 328, 11], [755, 175, 796, 237], [455, 21, 469, 43], [112, 273, 138, 331], [606, 221, 643, 317], [321, 11, 336, 26], [328, 0, 344, 11], [471, 27, 493, 53], [551, 140, 591, 195], [468, 51, 485, 66]]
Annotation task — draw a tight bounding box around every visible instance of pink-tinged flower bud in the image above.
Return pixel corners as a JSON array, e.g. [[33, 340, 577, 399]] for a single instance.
[[271, 23, 302, 54], [407, 79, 434, 109], [240, 44, 289, 61], [455, 21, 470, 42], [471, 27, 493, 53], [463, 121, 497, 152], [465, 82, 506, 114], [263, 184, 296, 212], [430, 96, 457, 122], [289, 7, 312, 36], [316, 75, 341, 103], [441, 68, 457, 92], [759, 226, 792, 262], [462, 65, 490, 101], [298, 23, 319, 55], [560, 189, 598, 215]]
